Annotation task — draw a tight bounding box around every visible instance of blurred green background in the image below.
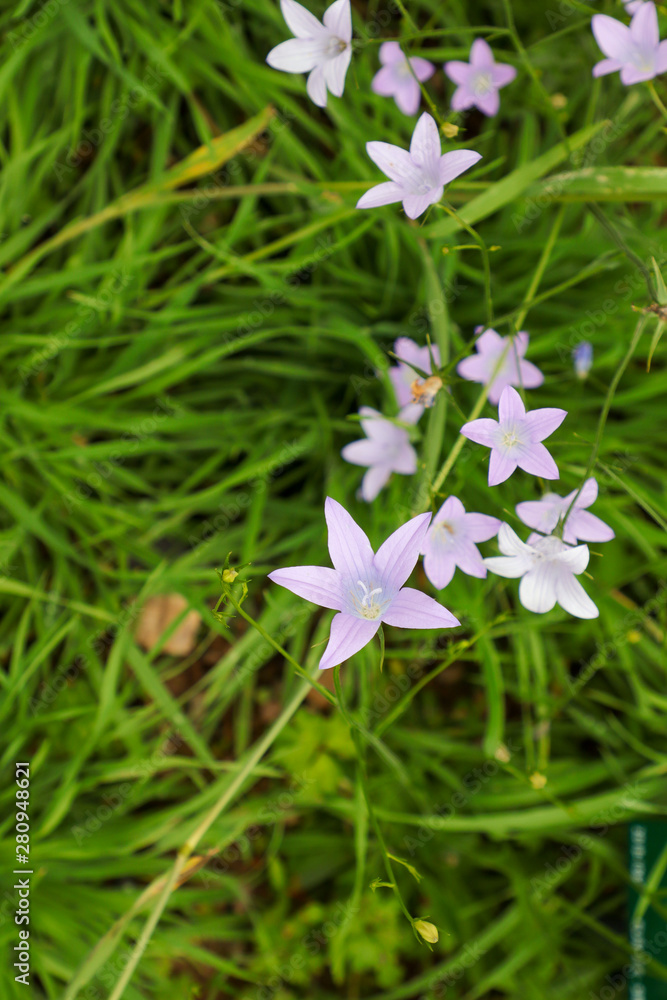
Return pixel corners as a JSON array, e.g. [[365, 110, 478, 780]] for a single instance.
[[0, 0, 666, 997]]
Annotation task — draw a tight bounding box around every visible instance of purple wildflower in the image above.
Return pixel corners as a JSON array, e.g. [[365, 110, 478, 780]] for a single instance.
[[460, 385, 567, 487], [516, 477, 615, 546], [356, 112, 482, 220], [625, 1, 647, 12], [573, 341, 593, 379], [371, 42, 435, 116], [266, 0, 352, 108], [444, 39, 516, 117], [421, 496, 501, 589], [341, 405, 421, 501], [268, 498, 460, 669], [484, 524, 599, 619], [390, 337, 441, 409], [457, 328, 544, 405], [592, 2, 667, 84]]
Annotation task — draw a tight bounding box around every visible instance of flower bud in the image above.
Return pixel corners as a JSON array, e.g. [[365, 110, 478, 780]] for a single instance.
[[414, 919, 439, 944]]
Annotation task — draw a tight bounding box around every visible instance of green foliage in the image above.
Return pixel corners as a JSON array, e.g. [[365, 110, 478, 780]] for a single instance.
[[0, 0, 666, 998]]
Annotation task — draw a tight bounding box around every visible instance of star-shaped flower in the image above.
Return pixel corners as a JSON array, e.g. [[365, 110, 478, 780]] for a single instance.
[[444, 38, 517, 117], [483, 523, 599, 619], [421, 496, 501, 589], [389, 337, 441, 409], [356, 112, 482, 220], [371, 42, 435, 116], [266, 0, 352, 107], [456, 329, 543, 405], [341, 405, 421, 502], [592, 2, 667, 84], [516, 477, 615, 546], [268, 499, 460, 669], [460, 386, 567, 487]]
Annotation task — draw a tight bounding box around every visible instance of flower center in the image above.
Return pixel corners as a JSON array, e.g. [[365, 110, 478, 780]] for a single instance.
[[352, 580, 386, 620], [397, 59, 412, 78], [501, 428, 521, 450], [473, 72, 493, 96], [326, 36, 348, 58], [435, 520, 456, 538]]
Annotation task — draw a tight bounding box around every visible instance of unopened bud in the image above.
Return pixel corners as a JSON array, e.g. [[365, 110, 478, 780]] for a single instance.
[[222, 568, 238, 583], [414, 919, 439, 944]]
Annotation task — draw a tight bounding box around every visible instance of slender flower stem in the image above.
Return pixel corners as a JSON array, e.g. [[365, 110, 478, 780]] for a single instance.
[[333, 664, 417, 934], [440, 202, 493, 326], [647, 80, 667, 125]]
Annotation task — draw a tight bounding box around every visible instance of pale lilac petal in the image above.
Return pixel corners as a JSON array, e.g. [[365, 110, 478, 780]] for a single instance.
[[423, 548, 457, 590], [574, 478, 598, 508], [356, 181, 404, 210], [515, 499, 560, 535], [403, 189, 441, 219], [554, 571, 599, 619], [470, 38, 494, 69], [325, 497, 374, 579], [411, 57, 436, 82], [341, 438, 381, 467], [361, 464, 392, 501], [389, 367, 414, 408], [280, 0, 326, 38], [631, 0, 659, 49], [465, 513, 501, 542], [518, 359, 544, 390], [319, 613, 380, 670], [379, 41, 403, 65], [393, 337, 429, 372], [491, 63, 517, 88], [307, 64, 328, 105], [359, 406, 399, 441], [374, 512, 432, 591], [592, 14, 634, 61], [498, 385, 525, 424], [488, 449, 518, 486], [476, 89, 500, 117], [497, 523, 530, 557], [457, 355, 491, 387], [398, 402, 424, 426], [620, 63, 656, 84], [324, 46, 351, 96], [366, 141, 420, 185], [477, 328, 504, 352], [524, 407, 567, 442], [556, 543, 590, 574], [439, 149, 482, 187], [444, 60, 473, 86], [391, 441, 418, 474], [371, 65, 398, 97], [593, 58, 623, 77], [484, 555, 531, 579], [383, 587, 460, 629], [450, 86, 476, 112], [516, 442, 559, 480], [394, 78, 422, 116], [454, 539, 487, 578], [323, 0, 352, 41], [460, 417, 498, 447], [566, 509, 615, 544], [519, 564, 558, 614], [409, 112, 441, 175], [435, 495, 465, 522], [267, 38, 323, 72], [268, 566, 344, 610]]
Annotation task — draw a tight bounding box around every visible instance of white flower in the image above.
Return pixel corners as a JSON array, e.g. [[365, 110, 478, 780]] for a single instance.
[[266, 0, 352, 108], [484, 523, 599, 619]]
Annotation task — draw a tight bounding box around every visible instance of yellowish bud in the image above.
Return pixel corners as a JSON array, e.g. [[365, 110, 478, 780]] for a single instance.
[[530, 771, 547, 790], [414, 919, 439, 944], [441, 122, 459, 138], [222, 568, 238, 584]]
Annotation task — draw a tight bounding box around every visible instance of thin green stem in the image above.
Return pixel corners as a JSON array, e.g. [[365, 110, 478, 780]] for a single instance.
[[647, 80, 667, 125], [441, 202, 493, 325]]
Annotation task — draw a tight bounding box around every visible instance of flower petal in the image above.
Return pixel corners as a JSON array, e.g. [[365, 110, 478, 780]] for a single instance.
[[516, 441, 559, 480], [491, 62, 517, 88], [422, 548, 457, 589], [341, 438, 380, 467], [323, 0, 352, 40], [379, 41, 403, 65], [488, 448, 518, 486], [383, 587, 460, 628], [439, 149, 482, 187], [556, 543, 590, 574], [268, 565, 344, 610], [566, 509, 615, 543], [554, 571, 599, 619], [373, 512, 432, 591], [371, 65, 398, 97], [267, 37, 324, 72], [409, 112, 441, 174], [307, 64, 328, 105], [325, 497, 374, 579], [444, 60, 472, 86], [498, 523, 534, 557], [324, 46, 351, 97], [593, 58, 623, 77], [515, 498, 560, 535], [280, 0, 326, 38], [356, 181, 404, 210], [464, 512, 502, 542], [411, 56, 436, 82], [519, 564, 558, 613], [360, 465, 392, 501], [591, 14, 633, 61], [476, 89, 500, 117], [434, 495, 465, 522], [394, 78, 422, 116], [366, 140, 420, 185], [631, 0, 659, 49], [518, 358, 544, 390], [319, 613, 380, 670], [454, 539, 487, 578], [470, 38, 494, 68], [460, 417, 498, 447], [524, 407, 567, 442], [403, 188, 441, 219], [498, 385, 526, 424], [457, 352, 493, 383], [484, 554, 531, 579]]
